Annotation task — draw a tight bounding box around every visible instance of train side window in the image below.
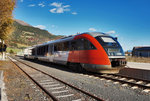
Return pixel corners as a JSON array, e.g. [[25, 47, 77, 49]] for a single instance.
[[70, 38, 96, 50], [41, 47, 43, 55], [76, 39, 84, 50], [57, 43, 63, 51], [54, 44, 57, 51], [82, 38, 96, 50], [49, 44, 53, 55], [60, 43, 64, 51], [44, 45, 48, 56], [41, 46, 44, 55], [43, 46, 45, 55], [38, 48, 39, 55], [46, 45, 48, 53], [83, 39, 89, 50], [37, 48, 39, 55], [63, 41, 69, 51], [56, 43, 59, 51], [40, 47, 42, 55], [90, 42, 96, 49], [32, 49, 35, 55], [70, 40, 78, 50], [54, 43, 63, 51], [39, 47, 42, 55]]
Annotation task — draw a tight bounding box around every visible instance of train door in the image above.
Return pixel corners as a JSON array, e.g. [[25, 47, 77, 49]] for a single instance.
[[48, 44, 54, 62], [60, 41, 70, 64], [53, 42, 69, 64], [53, 43, 63, 64], [35, 47, 37, 59]]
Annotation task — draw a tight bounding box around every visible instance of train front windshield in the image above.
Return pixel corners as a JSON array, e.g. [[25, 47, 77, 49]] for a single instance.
[[95, 36, 124, 56]]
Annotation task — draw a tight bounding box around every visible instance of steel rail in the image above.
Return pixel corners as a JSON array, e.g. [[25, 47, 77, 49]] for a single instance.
[[94, 74, 150, 89], [112, 73, 150, 83], [11, 57, 105, 101]]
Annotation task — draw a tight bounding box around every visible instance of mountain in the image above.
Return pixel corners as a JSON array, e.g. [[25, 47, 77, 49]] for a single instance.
[[7, 20, 63, 49], [15, 19, 31, 26]]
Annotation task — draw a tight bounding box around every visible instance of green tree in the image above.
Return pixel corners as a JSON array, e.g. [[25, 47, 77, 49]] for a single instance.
[[9, 50, 14, 54]]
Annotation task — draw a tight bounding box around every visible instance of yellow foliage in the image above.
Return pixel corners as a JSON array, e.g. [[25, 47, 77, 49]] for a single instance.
[[0, 0, 16, 40]]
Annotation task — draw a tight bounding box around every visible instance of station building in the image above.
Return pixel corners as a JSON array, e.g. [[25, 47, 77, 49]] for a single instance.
[[132, 46, 150, 57]]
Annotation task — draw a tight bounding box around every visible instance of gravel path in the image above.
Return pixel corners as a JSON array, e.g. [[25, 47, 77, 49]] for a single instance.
[[17, 57, 150, 101]]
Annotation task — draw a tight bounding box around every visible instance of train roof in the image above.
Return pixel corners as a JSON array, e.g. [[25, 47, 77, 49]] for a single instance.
[[35, 32, 111, 47], [83, 32, 110, 37]]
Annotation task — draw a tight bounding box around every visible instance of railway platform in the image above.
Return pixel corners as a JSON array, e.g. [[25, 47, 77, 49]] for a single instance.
[[119, 62, 150, 81], [127, 62, 150, 70]]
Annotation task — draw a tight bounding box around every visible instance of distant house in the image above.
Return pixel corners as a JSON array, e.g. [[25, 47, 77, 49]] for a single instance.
[[125, 50, 132, 56], [132, 46, 150, 57]]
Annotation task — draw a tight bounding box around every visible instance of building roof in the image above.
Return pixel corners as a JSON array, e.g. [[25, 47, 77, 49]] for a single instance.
[[133, 46, 150, 51]]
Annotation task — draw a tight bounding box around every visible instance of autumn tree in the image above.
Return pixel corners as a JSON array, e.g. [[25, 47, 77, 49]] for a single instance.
[[0, 0, 15, 40], [0, 0, 15, 59]]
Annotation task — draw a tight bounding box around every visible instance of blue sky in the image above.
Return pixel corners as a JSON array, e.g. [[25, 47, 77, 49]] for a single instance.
[[14, 0, 150, 51]]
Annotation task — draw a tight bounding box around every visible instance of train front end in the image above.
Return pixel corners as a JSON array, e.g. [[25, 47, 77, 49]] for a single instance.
[[80, 32, 126, 74], [95, 34, 126, 73]]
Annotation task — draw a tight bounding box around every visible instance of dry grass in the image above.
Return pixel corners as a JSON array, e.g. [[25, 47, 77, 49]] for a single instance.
[[126, 56, 150, 63]]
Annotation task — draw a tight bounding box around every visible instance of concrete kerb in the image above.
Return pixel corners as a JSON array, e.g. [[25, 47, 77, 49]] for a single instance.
[[0, 71, 8, 101]]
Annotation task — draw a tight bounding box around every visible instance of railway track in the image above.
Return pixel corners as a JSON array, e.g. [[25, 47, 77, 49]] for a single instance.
[[9, 57, 104, 101], [83, 73, 150, 92]]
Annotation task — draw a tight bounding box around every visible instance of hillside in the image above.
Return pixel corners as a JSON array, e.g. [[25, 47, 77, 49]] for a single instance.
[[7, 20, 62, 50], [15, 19, 31, 26]]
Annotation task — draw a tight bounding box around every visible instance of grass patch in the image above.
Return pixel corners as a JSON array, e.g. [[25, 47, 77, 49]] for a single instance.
[[6, 47, 23, 54]]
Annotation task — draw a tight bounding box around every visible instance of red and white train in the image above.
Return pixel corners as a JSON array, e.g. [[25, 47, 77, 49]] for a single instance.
[[24, 32, 126, 74]]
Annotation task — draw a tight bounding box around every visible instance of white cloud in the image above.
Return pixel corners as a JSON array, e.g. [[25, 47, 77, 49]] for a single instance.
[[28, 4, 35, 7], [20, 0, 23, 2], [106, 30, 116, 34], [50, 2, 70, 14], [57, 8, 64, 13], [72, 12, 77, 15], [89, 28, 97, 31], [38, 3, 45, 7], [51, 2, 62, 7], [63, 5, 70, 8], [50, 8, 57, 13], [34, 25, 46, 29]]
